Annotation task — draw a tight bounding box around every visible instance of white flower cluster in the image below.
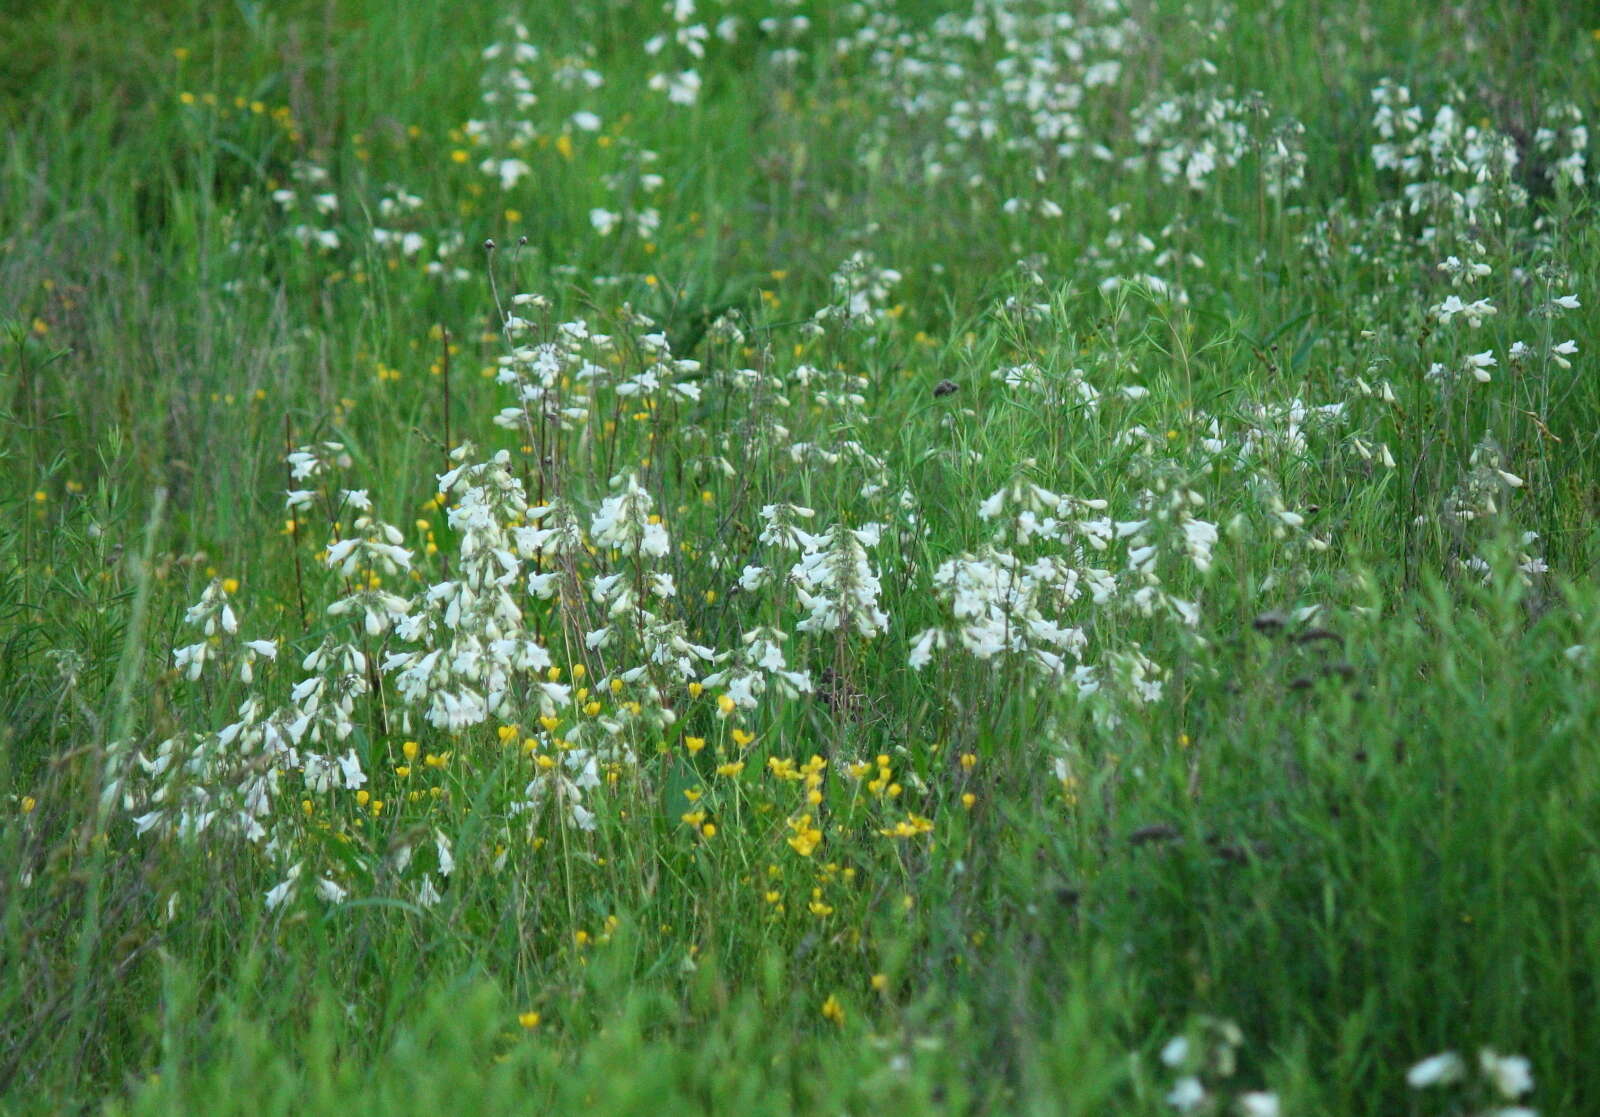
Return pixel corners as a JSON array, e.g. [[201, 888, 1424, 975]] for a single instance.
[[1159, 1018, 1278, 1117], [471, 19, 605, 188], [1132, 79, 1306, 196], [1408, 1046, 1536, 1116], [383, 446, 566, 733], [263, 157, 468, 281], [809, 251, 903, 332], [789, 521, 890, 638], [1369, 80, 1538, 232]]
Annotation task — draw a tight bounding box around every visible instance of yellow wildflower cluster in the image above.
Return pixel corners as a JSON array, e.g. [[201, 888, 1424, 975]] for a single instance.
[[850, 754, 902, 799], [786, 813, 823, 857], [878, 813, 935, 839], [769, 754, 828, 856]]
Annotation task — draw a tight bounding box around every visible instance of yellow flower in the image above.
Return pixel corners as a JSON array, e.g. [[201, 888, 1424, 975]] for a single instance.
[[715, 761, 745, 778], [402, 741, 420, 761], [518, 1011, 541, 1029], [870, 973, 888, 993], [786, 815, 822, 857], [961, 792, 976, 810], [685, 736, 707, 755], [879, 813, 935, 839], [716, 694, 736, 715], [21, 796, 37, 814], [687, 681, 704, 698], [959, 752, 977, 771], [731, 728, 755, 747], [820, 995, 845, 1026]]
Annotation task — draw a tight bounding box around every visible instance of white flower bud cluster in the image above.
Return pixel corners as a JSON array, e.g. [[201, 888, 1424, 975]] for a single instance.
[[384, 446, 565, 732]]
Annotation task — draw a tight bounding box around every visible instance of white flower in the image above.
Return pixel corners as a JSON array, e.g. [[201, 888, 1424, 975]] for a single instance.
[[482, 157, 531, 190], [1237, 1093, 1278, 1117], [1181, 516, 1219, 572], [435, 829, 455, 876], [649, 68, 702, 105], [1479, 1050, 1533, 1099], [528, 572, 561, 599], [908, 628, 947, 670], [759, 503, 817, 550], [174, 642, 208, 681], [1465, 350, 1497, 382], [338, 750, 366, 790], [591, 473, 670, 557], [1407, 1051, 1465, 1088], [265, 863, 303, 910], [1166, 1075, 1206, 1112], [1160, 1036, 1190, 1067]]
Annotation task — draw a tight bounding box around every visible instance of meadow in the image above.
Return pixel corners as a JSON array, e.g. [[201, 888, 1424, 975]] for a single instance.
[[1, 0, 1597, 1112]]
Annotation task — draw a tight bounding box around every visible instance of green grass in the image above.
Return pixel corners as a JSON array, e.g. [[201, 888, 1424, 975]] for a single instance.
[[3, 0, 1599, 1112]]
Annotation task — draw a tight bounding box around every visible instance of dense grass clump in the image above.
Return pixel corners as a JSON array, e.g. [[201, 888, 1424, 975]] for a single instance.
[[2, 1, 1598, 1112]]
